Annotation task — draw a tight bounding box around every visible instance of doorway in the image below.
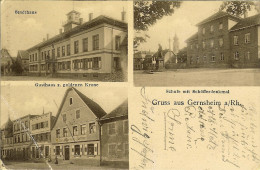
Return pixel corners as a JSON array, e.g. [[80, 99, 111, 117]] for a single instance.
[[65, 146, 70, 160], [45, 146, 49, 157]]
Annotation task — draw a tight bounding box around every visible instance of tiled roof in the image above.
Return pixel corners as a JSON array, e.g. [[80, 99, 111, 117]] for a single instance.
[[186, 33, 198, 43], [18, 50, 29, 60], [73, 88, 107, 118], [27, 15, 127, 51], [101, 99, 128, 120], [196, 11, 241, 26], [230, 13, 260, 31]]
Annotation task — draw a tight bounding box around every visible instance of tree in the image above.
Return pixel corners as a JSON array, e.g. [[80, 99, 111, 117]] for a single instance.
[[219, 1, 256, 17], [11, 60, 23, 75], [134, 1, 182, 48]]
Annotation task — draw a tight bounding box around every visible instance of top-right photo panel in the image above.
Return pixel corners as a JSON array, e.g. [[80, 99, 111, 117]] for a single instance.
[[133, 1, 260, 86]]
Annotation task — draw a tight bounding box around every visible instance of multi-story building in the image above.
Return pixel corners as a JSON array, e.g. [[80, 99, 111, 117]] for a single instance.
[[51, 87, 106, 165], [30, 112, 56, 160], [0, 117, 14, 160], [27, 10, 128, 79], [186, 11, 260, 68], [12, 114, 37, 160], [100, 100, 128, 167]]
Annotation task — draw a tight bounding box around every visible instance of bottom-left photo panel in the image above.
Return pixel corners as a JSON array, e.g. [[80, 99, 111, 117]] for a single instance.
[[0, 83, 129, 169]]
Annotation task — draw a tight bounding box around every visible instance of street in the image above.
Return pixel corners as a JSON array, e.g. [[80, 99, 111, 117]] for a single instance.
[[134, 68, 260, 86], [1, 160, 127, 170]]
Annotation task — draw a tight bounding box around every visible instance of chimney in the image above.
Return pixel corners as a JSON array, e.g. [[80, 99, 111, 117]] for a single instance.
[[79, 18, 83, 25], [244, 11, 248, 18], [46, 34, 49, 40], [59, 29, 62, 34], [89, 13, 93, 21], [121, 9, 126, 21]]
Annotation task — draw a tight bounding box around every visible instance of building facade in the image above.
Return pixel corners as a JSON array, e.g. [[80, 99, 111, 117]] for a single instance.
[[16, 50, 29, 72], [100, 100, 128, 167], [50, 88, 106, 165], [27, 10, 127, 79], [30, 112, 56, 160], [12, 115, 37, 160], [0, 117, 14, 160], [186, 11, 260, 68]]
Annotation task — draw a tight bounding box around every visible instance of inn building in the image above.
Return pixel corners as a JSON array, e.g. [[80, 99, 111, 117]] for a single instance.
[[0, 117, 14, 160], [27, 10, 128, 79], [50, 87, 106, 165], [186, 11, 260, 68]]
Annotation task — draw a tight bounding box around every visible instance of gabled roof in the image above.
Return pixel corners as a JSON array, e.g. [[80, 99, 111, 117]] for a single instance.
[[52, 88, 106, 129], [17, 50, 29, 60], [101, 99, 128, 121], [152, 49, 174, 58], [185, 33, 198, 43], [27, 15, 127, 52], [196, 11, 241, 26], [230, 13, 260, 31]]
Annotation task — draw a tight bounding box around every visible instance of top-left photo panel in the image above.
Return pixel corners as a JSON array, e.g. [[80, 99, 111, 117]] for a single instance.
[[1, 1, 128, 82]]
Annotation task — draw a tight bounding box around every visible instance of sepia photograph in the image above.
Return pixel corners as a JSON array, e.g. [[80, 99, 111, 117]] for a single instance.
[[134, 1, 260, 86], [0, 84, 128, 169], [1, 1, 128, 82]]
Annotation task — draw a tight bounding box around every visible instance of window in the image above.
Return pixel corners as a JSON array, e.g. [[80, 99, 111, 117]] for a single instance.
[[190, 44, 193, 50], [196, 44, 199, 49], [81, 124, 87, 135], [115, 36, 121, 50], [52, 49, 55, 58], [202, 27, 205, 35], [70, 97, 73, 105], [220, 53, 224, 61], [93, 35, 99, 50], [67, 44, 70, 56], [75, 110, 80, 119], [210, 25, 214, 32], [211, 55, 215, 62], [124, 120, 128, 134], [88, 144, 94, 155], [219, 22, 223, 30], [88, 58, 92, 69], [219, 38, 223, 47], [210, 39, 214, 48], [202, 41, 206, 49], [196, 56, 199, 63], [73, 126, 78, 136], [55, 146, 60, 155], [74, 41, 79, 54], [56, 129, 60, 138], [35, 53, 37, 61], [234, 36, 238, 45], [41, 52, 44, 60], [57, 47, 60, 57], [234, 51, 239, 60], [93, 57, 101, 69], [74, 145, 80, 155], [62, 46, 65, 56], [108, 144, 116, 156], [63, 114, 66, 122], [245, 33, 250, 43], [83, 38, 88, 52], [89, 123, 96, 134], [125, 143, 129, 157], [246, 51, 250, 60], [203, 56, 207, 62], [108, 123, 116, 135], [25, 121, 28, 128], [18, 135, 20, 143]]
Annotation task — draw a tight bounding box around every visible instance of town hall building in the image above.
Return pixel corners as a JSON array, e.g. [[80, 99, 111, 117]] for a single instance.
[[27, 10, 127, 80]]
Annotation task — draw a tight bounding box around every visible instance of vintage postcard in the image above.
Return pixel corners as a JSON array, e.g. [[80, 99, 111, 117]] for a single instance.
[[1, 1, 260, 170]]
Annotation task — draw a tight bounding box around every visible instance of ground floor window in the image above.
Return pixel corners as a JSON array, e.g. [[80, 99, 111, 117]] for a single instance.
[[234, 51, 239, 60], [55, 146, 60, 155], [88, 144, 94, 155], [74, 145, 80, 155], [220, 53, 224, 61], [246, 51, 250, 60], [125, 143, 129, 157], [211, 55, 215, 62], [108, 144, 116, 156]]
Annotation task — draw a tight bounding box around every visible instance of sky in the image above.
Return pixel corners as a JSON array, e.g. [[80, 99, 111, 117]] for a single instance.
[[1, 1, 128, 57], [137, 1, 259, 52], [1, 84, 128, 126]]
